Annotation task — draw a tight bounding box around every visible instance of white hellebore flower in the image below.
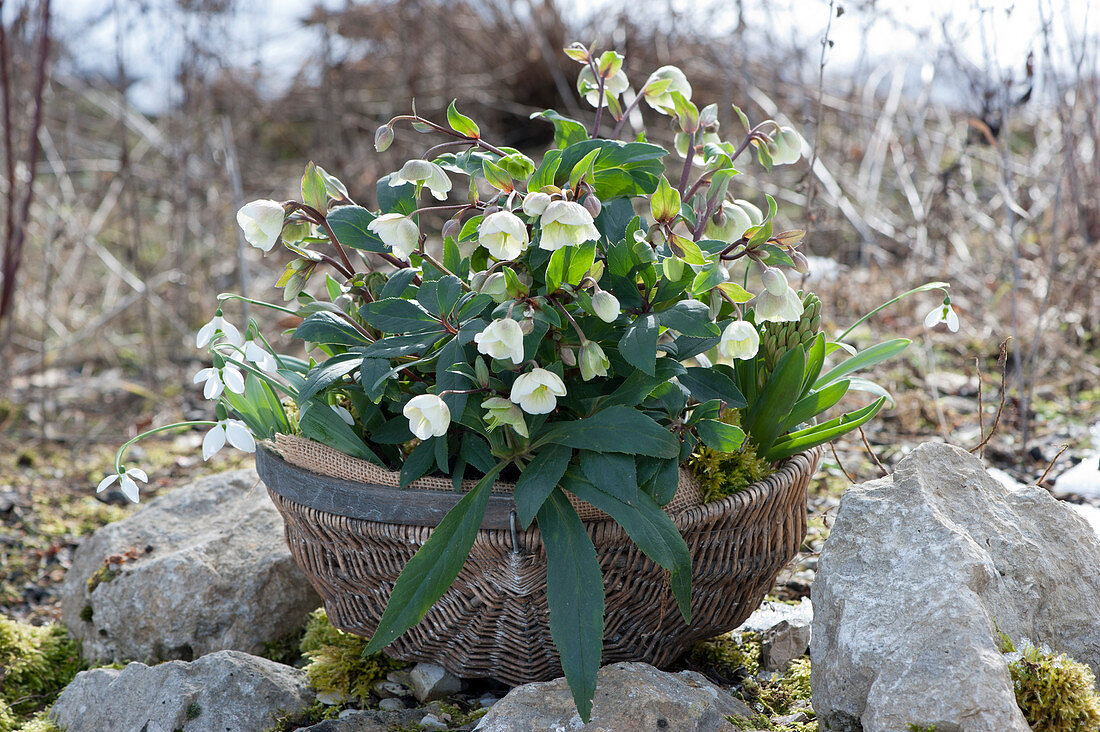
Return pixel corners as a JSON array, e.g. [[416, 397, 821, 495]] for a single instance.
[[578, 65, 629, 107], [195, 313, 244, 350], [579, 341, 610, 381], [643, 65, 692, 115], [367, 213, 420, 261], [193, 364, 246, 400], [734, 199, 764, 227], [244, 340, 278, 373], [236, 199, 285, 252], [474, 318, 525, 365], [482, 397, 529, 438], [522, 191, 551, 216], [392, 159, 452, 201], [771, 126, 808, 166], [538, 200, 600, 251], [479, 211, 530, 260], [718, 320, 760, 360], [510, 368, 567, 415], [403, 394, 451, 440], [96, 467, 148, 504], [754, 268, 805, 323], [924, 298, 960, 333], [592, 289, 620, 323], [704, 200, 755, 243], [202, 419, 256, 461]]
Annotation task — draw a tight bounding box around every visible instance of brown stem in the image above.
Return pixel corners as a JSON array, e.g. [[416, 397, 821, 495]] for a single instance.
[[610, 91, 645, 139], [419, 251, 471, 291], [590, 65, 606, 139], [677, 130, 696, 198]]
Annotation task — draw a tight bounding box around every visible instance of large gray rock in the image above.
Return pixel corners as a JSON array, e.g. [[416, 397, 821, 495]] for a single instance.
[[50, 650, 313, 732], [61, 469, 320, 662], [474, 661, 753, 731], [812, 442, 1100, 732]]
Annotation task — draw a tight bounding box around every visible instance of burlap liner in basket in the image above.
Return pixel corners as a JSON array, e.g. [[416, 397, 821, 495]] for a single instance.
[[274, 433, 705, 522]]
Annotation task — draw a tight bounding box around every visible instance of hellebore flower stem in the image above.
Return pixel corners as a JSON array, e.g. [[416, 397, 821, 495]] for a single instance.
[[609, 90, 646, 139], [589, 61, 607, 138], [385, 114, 509, 157], [677, 130, 696, 198], [284, 202, 356, 276]]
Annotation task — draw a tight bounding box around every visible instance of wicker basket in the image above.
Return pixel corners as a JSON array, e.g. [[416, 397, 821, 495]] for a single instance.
[[256, 445, 822, 685]]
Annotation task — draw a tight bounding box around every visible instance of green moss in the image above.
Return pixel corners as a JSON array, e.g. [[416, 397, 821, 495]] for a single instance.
[[0, 616, 83, 732], [1006, 642, 1100, 732], [261, 626, 307, 667], [689, 631, 761, 678], [263, 700, 340, 732], [435, 702, 488, 726], [688, 419, 775, 503], [85, 565, 119, 594], [186, 702, 202, 720], [758, 658, 812, 715], [79, 605, 93, 623], [299, 609, 407, 702], [906, 725, 937, 732]]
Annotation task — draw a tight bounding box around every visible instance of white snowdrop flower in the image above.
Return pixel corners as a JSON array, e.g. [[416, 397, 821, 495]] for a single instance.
[[642, 66, 692, 115], [924, 298, 960, 333], [391, 159, 452, 201], [367, 213, 420, 261], [478, 211, 530, 260], [244, 340, 278, 373], [474, 318, 525, 365], [522, 191, 551, 216], [193, 365, 246, 400], [718, 320, 760, 360], [196, 314, 244, 350], [202, 419, 256, 461], [236, 199, 285, 252], [403, 394, 451, 440], [537, 200, 600, 251], [510, 368, 567, 415], [96, 467, 149, 504]]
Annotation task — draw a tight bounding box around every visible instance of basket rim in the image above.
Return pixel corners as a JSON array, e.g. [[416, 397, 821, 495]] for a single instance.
[[255, 444, 821, 530]]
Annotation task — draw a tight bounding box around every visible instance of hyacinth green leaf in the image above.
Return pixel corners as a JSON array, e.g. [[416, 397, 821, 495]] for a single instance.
[[364, 463, 504, 656], [446, 100, 480, 138], [800, 333, 827, 399], [513, 444, 572, 528], [743, 344, 806, 457], [765, 397, 887, 462], [537, 488, 604, 723], [326, 205, 388, 253], [561, 470, 692, 623], [813, 338, 911, 390]]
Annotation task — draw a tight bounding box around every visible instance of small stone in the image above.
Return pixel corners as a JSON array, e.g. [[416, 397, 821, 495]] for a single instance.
[[477, 693, 499, 708], [760, 619, 811, 672], [738, 598, 813, 635], [773, 711, 810, 725], [372, 679, 410, 699], [418, 712, 448, 730], [0, 488, 19, 513], [409, 662, 462, 702], [378, 697, 406, 712]]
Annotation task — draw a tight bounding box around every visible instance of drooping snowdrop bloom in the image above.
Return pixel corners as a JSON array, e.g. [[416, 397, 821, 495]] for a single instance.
[[193, 364, 246, 400], [718, 320, 760, 360], [642, 65, 692, 115], [482, 397, 529, 438], [367, 213, 420, 261], [202, 419, 256, 461], [754, 268, 805, 323], [244, 340, 278, 373], [522, 191, 551, 216], [478, 211, 530, 260], [704, 200, 755, 243], [537, 201, 600, 251], [510, 368, 567, 415], [196, 313, 244, 350], [236, 199, 285, 252], [96, 467, 148, 504], [391, 159, 452, 200], [577, 65, 629, 107], [578, 341, 610, 381], [591, 289, 620, 323], [474, 318, 525, 365], [924, 297, 960, 333], [771, 126, 808, 165], [403, 394, 451, 440]]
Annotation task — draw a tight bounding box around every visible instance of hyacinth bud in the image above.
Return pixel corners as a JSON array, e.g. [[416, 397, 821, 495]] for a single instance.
[[791, 250, 810, 275], [560, 346, 577, 367], [519, 318, 535, 336], [442, 216, 462, 241], [374, 125, 395, 152], [582, 194, 602, 219]]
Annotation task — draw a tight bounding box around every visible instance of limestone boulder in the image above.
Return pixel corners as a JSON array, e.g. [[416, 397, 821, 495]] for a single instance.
[[812, 442, 1100, 731], [61, 468, 320, 662], [474, 661, 753, 731], [50, 650, 313, 732]]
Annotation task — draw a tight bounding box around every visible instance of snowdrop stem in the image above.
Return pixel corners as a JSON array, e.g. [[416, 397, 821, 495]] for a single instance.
[[114, 421, 218, 474], [216, 293, 297, 315], [834, 282, 952, 342]]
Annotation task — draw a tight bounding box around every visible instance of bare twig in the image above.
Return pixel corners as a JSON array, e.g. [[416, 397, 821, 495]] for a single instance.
[[858, 426, 888, 477], [969, 338, 1012, 455], [1036, 444, 1069, 486]]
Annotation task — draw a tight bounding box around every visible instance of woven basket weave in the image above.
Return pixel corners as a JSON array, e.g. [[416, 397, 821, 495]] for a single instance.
[[257, 443, 822, 685]]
